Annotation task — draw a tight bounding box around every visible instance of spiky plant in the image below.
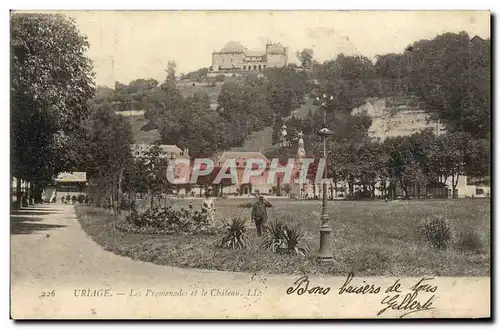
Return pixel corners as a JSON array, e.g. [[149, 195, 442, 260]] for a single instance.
[[219, 217, 250, 250], [282, 223, 309, 256], [261, 219, 309, 256], [261, 219, 286, 252]]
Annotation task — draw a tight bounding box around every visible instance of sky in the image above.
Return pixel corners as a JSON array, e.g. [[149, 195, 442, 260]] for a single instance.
[[47, 10, 491, 87]]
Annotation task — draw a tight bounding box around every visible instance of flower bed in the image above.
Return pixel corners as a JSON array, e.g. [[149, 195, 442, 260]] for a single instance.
[[118, 206, 217, 235]]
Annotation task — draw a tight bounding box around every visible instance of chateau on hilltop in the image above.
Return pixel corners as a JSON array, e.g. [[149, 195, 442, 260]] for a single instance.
[[210, 40, 288, 72]]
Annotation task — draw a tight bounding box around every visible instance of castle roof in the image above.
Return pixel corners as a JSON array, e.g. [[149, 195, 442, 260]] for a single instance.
[[220, 41, 244, 53], [267, 46, 285, 54], [244, 49, 265, 57]]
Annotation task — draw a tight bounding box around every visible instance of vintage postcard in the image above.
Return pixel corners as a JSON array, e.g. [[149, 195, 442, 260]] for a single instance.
[[10, 10, 491, 319]]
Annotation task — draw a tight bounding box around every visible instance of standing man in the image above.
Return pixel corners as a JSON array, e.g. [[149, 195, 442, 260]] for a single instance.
[[201, 189, 216, 225], [251, 195, 272, 237]]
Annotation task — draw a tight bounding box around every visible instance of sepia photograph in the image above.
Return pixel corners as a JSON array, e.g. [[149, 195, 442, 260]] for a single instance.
[[9, 9, 491, 319]]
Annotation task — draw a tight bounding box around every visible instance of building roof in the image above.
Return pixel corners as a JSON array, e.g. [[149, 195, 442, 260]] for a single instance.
[[55, 172, 87, 183], [244, 49, 265, 57], [470, 35, 484, 43], [267, 47, 285, 54], [218, 151, 269, 163], [220, 41, 244, 53], [159, 144, 183, 154], [131, 144, 186, 158]]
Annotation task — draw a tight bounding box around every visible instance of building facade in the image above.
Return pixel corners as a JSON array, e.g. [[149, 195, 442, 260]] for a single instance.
[[216, 151, 274, 195], [211, 40, 288, 72], [131, 144, 189, 160], [43, 172, 88, 203]]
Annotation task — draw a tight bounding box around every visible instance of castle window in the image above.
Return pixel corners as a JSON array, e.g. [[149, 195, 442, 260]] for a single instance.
[[253, 65, 257, 70], [258, 64, 262, 71], [243, 65, 246, 70]]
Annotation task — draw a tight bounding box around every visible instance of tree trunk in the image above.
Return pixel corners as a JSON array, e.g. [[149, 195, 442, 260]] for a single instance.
[[150, 189, 154, 209], [348, 180, 354, 199], [10, 174, 14, 206], [25, 181, 31, 207], [15, 177, 21, 209], [401, 184, 409, 199], [117, 168, 124, 215], [452, 174, 458, 198], [29, 182, 35, 205]]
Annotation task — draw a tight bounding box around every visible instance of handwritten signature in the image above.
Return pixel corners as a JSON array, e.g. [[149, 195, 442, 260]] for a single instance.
[[377, 277, 437, 318], [286, 273, 438, 318]]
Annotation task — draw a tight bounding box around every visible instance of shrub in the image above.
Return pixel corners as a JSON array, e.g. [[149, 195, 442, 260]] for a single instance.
[[455, 228, 483, 253], [71, 195, 77, 202], [218, 217, 249, 250], [124, 206, 217, 235], [420, 215, 452, 250], [262, 219, 309, 256], [120, 198, 132, 210], [261, 219, 287, 252], [77, 194, 85, 203]]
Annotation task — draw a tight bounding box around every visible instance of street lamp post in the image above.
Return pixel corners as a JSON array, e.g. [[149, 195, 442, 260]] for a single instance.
[[316, 94, 334, 262]]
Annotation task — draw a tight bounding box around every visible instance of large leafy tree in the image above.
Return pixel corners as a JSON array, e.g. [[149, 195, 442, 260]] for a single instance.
[[296, 49, 314, 69], [407, 32, 490, 139], [83, 103, 134, 210], [11, 13, 95, 205], [142, 145, 167, 208], [160, 92, 231, 157]]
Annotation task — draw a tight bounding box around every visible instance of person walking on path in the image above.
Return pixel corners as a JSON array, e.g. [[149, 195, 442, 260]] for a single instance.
[[251, 195, 272, 237], [201, 190, 216, 225]]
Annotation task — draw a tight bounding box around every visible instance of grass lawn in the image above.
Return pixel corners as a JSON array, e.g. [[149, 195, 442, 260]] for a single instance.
[[76, 198, 490, 277]]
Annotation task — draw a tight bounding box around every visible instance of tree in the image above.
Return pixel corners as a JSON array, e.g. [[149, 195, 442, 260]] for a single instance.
[[143, 145, 167, 208], [146, 81, 183, 129], [430, 132, 471, 198], [383, 136, 418, 199], [11, 13, 95, 207], [160, 92, 232, 157], [407, 32, 490, 139], [83, 103, 133, 210], [296, 48, 314, 69], [166, 60, 177, 82], [264, 66, 311, 118]]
